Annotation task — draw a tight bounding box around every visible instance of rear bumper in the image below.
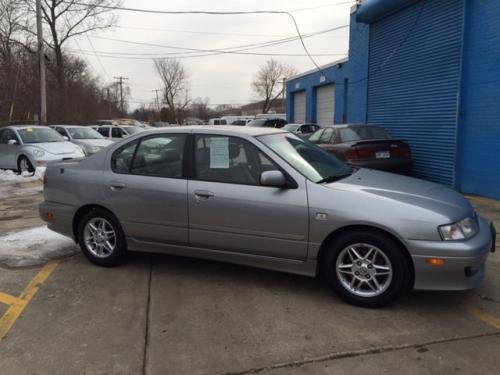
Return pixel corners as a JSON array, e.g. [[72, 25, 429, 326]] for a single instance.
[[407, 216, 493, 291], [39, 201, 76, 240], [348, 158, 412, 173]]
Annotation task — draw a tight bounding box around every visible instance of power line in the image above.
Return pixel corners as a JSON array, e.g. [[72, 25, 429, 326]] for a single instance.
[[62, 2, 338, 74], [85, 34, 111, 81], [86, 24, 348, 58]]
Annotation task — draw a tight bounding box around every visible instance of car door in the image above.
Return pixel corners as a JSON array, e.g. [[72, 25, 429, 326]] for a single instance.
[[104, 133, 189, 246], [187, 133, 309, 260], [0, 129, 20, 168]]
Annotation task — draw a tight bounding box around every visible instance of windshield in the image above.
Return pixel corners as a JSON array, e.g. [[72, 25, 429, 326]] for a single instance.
[[258, 133, 353, 183], [339, 126, 392, 142], [18, 128, 64, 144], [67, 127, 104, 140], [246, 119, 266, 127], [283, 124, 300, 132], [122, 126, 142, 134]]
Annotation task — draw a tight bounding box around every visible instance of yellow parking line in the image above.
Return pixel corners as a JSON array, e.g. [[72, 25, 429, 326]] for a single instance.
[[0, 292, 19, 306], [469, 307, 500, 331], [0, 261, 59, 340]]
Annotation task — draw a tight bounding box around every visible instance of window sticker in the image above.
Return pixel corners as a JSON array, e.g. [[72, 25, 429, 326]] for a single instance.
[[209, 137, 229, 169]]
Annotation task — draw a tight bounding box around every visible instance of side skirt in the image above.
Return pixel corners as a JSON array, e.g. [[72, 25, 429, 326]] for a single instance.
[[127, 237, 317, 277]]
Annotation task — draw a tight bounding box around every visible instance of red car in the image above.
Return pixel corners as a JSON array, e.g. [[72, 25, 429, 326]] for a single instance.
[[308, 124, 413, 174]]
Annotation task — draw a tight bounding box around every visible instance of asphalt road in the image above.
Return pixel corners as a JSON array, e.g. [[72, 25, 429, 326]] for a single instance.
[[0, 181, 499, 375]]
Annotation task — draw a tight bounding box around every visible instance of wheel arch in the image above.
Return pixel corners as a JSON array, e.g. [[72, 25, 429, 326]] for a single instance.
[[316, 224, 415, 284], [72, 204, 119, 242]]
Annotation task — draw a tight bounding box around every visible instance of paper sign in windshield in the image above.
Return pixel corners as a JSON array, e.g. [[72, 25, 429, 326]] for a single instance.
[[210, 137, 229, 168]]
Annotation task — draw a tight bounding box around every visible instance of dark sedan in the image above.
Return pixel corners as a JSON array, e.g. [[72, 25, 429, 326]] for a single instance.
[[308, 124, 412, 173], [283, 123, 321, 138]]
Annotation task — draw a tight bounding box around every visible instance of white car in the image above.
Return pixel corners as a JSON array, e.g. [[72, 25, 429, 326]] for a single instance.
[[0, 125, 85, 173], [92, 125, 144, 142], [50, 125, 113, 155]]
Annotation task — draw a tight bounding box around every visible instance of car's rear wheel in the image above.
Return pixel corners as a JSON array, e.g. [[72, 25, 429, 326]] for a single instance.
[[77, 209, 126, 267], [17, 156, 34, 174], [323, 230, 411, 308]]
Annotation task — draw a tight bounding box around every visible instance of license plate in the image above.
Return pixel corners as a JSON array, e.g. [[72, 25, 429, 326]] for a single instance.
[[375, 151, 390, 159]]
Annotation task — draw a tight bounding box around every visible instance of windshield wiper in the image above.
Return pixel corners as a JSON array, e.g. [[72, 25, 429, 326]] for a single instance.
[[317, 173, 353, 184]]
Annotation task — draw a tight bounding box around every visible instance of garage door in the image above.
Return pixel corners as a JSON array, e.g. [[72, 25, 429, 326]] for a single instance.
[[367, 0, 464, 186], [316, 84, 335, 126], [293, 91, 306, 123]]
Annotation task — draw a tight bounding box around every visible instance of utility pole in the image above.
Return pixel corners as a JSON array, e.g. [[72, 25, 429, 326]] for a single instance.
[[282, 77, 286, 112], [36, 0, 47, 124], [114, 76, 128, 115], [152, 89, 161, 120]]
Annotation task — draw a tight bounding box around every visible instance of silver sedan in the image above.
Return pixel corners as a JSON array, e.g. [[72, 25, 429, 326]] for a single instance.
[[39, 126, 495, 307], [0, 125, 85, 173], [50, 125, 113, 155]]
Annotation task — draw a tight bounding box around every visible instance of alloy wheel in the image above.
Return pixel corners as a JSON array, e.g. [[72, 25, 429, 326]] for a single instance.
[[336, 243, 393, 298], [83, 217, 117, 258]]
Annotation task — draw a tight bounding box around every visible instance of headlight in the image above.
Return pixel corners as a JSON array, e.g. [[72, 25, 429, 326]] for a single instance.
[[89, 145, 101, 153], [31, 148, 45, 158], [439, 216, 478, 240]]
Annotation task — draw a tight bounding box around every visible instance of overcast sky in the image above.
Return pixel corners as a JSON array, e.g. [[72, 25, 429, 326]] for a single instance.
[[69, 0, 353, 110]]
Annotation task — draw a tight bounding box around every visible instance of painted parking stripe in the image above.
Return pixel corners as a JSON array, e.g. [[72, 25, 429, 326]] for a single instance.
[[0, 261, 59, 340], [469, 307, 500, 331], [0, 292, 19, 306]]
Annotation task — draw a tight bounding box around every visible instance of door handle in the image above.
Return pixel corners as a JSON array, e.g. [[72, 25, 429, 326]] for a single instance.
[[109, 182, 126, 191], [194, 190, 214, 201]]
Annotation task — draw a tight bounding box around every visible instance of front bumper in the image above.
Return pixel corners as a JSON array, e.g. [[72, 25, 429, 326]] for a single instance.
[[31, 152, 85, 167], [407, 216, 494, 291]]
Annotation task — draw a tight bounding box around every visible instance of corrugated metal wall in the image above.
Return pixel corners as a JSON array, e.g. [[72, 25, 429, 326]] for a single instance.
[[457, 0, 500, 199], [315, 85, 335, 126], [293, 91, 306, 123], [367, 0, 464, 186]]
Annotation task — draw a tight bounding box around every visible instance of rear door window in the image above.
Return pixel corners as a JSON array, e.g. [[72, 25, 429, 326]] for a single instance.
[[97, 127, 109, 137], [319, 128, 334, 143], [130, 135, 186, 178]]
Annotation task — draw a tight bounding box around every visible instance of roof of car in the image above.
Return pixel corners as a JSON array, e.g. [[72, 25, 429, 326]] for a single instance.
[[146, 125, 287, 137], [50, 125, 90, 128], [7, 125, 50, 130], [321, 124, 373, 128]]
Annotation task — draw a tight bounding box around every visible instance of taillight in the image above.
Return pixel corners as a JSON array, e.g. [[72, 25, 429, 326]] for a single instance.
[[392, 145, 411, 158], [345, 149, 359, 160], [345, 148, 375, 160]]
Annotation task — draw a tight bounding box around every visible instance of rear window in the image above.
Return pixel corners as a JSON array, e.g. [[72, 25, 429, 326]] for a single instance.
[[339, 126, 392, 142], [246, 119, 267, 127]]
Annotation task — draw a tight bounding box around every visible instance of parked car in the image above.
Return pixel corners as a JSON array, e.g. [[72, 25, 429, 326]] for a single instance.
[[50, 125, 113, 156], [208, 118, 228, 125], [246, 118, 288, 128], [283, 123, 321, 138], [309, 124, 413, 174], [0, 125, 85, 173], [40, 126, 495, 307], [92, 125, 145, 142]]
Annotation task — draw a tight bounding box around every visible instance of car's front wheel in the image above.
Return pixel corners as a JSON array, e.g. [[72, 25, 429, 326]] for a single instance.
[[77, 209, 126, 267], [17, 156, 34, 174], [323, 230, 412, 308]]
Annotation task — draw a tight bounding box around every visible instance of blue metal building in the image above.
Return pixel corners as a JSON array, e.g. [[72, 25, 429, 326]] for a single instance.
[[286, 0, 500, 199]]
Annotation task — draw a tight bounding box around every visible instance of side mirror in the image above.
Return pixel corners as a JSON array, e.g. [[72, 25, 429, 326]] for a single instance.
[[7, 139, 18, 145], [63, 136, 69, 141], [260, 170, 286, 188]]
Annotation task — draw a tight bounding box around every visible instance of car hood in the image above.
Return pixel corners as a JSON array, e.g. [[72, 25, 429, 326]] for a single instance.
[[72, 139, 113, 148], [27, 141, 82, 155], [328, 169, 473, 221]]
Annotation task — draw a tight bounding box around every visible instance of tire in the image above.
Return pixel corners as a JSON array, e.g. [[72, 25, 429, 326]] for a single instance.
[[323, 229, 412, 308], [17, 156, 34, 174], [77, 208, 127, 267]]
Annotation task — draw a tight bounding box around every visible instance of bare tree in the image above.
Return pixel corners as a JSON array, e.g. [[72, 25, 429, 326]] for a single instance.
[[252, 59, 297, 113], [22, 0, 120, 88], [154, 58, 190, 124]]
